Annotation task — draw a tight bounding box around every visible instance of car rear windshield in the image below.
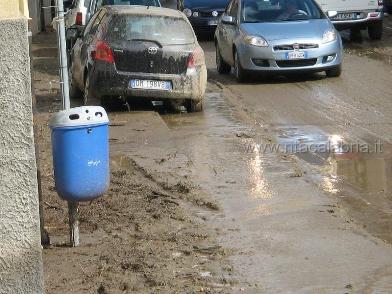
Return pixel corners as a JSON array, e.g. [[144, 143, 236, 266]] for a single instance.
[[241, 0, 324, 23], [107, 15, 195, 45]]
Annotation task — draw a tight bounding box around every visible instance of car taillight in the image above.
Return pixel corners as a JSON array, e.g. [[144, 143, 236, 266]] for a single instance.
[[76, 12, 83, 25], [93, 41, 114, 63], [187, 46, 205, 69], [369, 12, 380, 17]]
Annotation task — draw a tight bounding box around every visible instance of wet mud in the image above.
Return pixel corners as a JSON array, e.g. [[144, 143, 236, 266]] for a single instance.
[[33, 32, 234, 293]]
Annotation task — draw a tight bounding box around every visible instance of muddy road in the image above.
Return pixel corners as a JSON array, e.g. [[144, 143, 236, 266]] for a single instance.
[[34, 16, 392, 293], [186, 20, 392, 292]]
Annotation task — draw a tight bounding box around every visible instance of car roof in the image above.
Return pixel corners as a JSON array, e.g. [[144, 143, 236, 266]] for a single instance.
[[104, 5, 184, 18]]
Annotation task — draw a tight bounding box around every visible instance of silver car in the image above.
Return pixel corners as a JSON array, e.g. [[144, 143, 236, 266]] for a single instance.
[[215, 0, 343, 82]]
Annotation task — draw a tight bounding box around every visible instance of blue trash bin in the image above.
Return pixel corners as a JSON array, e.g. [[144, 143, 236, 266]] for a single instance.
[[50, 106, 110, 202]]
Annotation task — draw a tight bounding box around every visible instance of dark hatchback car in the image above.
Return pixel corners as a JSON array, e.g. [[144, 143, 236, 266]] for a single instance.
[[69, 6, 207, 112], [178, 0, 230, 35]]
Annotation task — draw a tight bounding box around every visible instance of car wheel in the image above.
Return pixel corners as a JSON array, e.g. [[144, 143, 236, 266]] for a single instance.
[[368, 21, 383, 40], [216, 43, 231, 74], [68, 65, 82, 100], [187, 99, 204, 113], [326, 65, 342, 78], [234, 50, 247, 83], [83, 73, 100, 106]]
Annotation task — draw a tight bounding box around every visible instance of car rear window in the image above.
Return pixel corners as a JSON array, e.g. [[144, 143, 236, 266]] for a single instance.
[[107, 15, 195, 45]]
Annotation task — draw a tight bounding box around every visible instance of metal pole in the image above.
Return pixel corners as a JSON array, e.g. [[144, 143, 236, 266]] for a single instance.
[[56, 0, 79, 246], [56, 0, 70, 110]]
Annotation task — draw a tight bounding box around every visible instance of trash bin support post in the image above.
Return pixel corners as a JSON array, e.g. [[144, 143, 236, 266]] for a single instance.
[[56, 0, 78, 246], [68, 202, 80, 247]]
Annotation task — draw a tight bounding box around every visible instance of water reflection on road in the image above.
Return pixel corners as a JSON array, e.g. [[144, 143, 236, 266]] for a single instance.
[[275, 124, 392, 243]]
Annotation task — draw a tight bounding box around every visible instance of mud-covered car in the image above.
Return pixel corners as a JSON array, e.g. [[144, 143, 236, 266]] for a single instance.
[[69, 6, 207, 112]]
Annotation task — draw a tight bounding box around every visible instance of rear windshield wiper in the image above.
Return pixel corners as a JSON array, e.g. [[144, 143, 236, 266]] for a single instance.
[[129, 38, 163, 48]]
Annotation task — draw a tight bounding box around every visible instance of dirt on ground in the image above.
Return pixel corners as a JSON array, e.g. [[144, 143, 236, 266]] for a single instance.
[[33, 33, 234, 294]]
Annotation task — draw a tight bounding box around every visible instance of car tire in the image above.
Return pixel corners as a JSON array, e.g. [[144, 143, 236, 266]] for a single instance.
[[234, 50, 248, 83], [69, 65, 82, 100], [216, 44, 231, 74], [326, 65, 342, 78], [83, 73, 100, 106], [368, 21, 383, 40], [187, 99, 204, 113]]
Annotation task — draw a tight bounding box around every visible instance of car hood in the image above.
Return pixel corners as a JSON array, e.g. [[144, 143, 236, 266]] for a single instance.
[[240, 19, 333, 42]]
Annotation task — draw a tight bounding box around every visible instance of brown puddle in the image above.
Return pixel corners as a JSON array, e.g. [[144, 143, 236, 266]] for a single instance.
[[276, 125, 392, 243]]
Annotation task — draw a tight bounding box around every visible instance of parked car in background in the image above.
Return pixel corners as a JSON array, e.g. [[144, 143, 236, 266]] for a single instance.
[[65, 0, 91, 27], [316, 0, 384, 40], [215, 0, 343, 82], [384, 0, 392, 13], [68, 6, 207, 112], [65, 0, 160, 28], [177, 0, 230, 35]]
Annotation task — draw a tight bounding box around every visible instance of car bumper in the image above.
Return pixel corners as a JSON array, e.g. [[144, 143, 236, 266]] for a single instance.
[[89, 62, 207, 102], [236, 37, 343, 73], [330, 10, 383, 29]]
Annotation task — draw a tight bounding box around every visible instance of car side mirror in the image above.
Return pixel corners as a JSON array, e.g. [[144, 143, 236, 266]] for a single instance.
[[327, 11, 338, 18], [222, 15, 236, 25]]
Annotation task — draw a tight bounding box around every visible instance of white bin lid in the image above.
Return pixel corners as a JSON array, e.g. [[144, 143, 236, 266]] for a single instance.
[[50, 106, 109, 128]]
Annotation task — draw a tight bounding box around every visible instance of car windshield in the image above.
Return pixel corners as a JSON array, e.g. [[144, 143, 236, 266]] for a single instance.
[[241, 0, 324, 23], [107, 15, 195, 45], [101, 0, 160, 6]]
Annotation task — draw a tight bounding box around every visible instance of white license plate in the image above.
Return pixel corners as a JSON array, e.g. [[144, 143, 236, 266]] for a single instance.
[[333, 13, 357, 20], [208, 20, 218, 26], [130, 79, 171, 91], [286, 51, 306, 60]]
